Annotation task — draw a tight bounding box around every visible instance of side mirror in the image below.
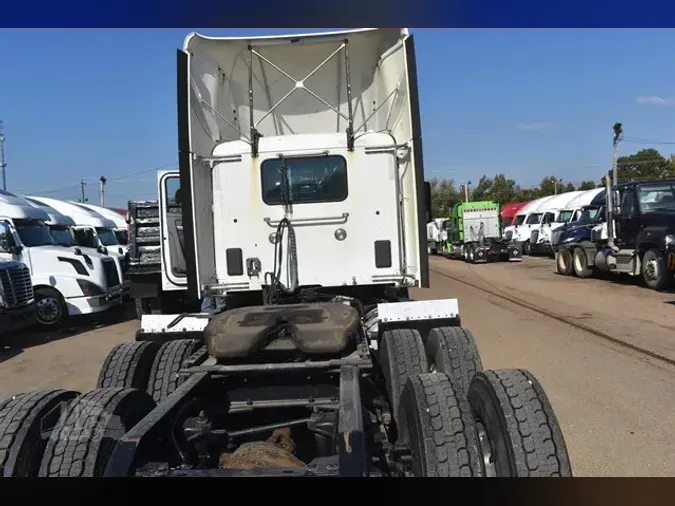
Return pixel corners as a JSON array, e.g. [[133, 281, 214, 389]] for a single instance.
[[0, 224, 18, 254], [424, 181, 432, 222]]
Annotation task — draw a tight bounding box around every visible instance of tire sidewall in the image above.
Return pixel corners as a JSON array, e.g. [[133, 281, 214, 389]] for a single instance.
[[572, 247, 590, 277], [556, 249, 572, 275], [467, 376, 515, 476]]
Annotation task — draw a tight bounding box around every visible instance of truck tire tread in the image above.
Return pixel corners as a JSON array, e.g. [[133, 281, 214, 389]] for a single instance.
[[96, 341, 161, 390], [425, 326, 483, 397], [39, 388, 156, 477], [468, 369, 572, 477], [380, 328, 428, 425], [398, 373, 482, 477], [0, 389, 79, 477], [147, 339, 201, 403]]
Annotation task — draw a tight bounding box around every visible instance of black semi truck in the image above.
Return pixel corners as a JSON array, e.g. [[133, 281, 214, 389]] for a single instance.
[[555, 178, 675, 291]]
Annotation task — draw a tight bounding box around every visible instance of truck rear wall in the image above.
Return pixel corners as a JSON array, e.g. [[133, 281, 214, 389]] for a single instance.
[[180, 29, 428, 293]]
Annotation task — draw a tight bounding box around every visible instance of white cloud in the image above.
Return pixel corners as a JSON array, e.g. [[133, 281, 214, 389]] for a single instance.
[[636, 95, 675, 106], [515, 122, 554, 131]]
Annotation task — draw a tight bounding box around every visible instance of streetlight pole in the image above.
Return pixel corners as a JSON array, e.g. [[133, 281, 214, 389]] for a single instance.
[[612, 122, 623, 186], [0, 120, 6, 191], [100, 176, 107, 207]]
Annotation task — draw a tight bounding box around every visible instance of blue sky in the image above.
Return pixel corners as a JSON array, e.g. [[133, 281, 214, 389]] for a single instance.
[[1, 28, 674, 207]]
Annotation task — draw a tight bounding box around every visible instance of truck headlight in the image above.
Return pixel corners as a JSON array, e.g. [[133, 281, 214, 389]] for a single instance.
[[77, 280, 105, 297], [665, 234, 675, 246]]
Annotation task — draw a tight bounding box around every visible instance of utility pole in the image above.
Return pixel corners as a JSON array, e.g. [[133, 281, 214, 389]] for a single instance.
[[79, 179, 88, 203], [465, 181, 471, 203], [99, 176, 107, 207], [0, 120, 6, 191], [612, 122, 623, 186]]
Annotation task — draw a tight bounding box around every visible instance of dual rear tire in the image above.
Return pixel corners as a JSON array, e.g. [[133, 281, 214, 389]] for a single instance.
[[0, 338, 202, 477], [556, 247, 593, 278], [379, 326, 572, 477]]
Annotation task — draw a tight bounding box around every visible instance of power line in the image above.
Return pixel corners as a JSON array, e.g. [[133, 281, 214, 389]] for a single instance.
[[623, 136, 675, 145], [13, 162, 177, 195]]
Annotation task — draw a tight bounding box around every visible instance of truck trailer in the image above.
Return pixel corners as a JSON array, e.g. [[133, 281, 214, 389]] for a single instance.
[[0, 29, 571, 478], [443, 201, 521, 263]]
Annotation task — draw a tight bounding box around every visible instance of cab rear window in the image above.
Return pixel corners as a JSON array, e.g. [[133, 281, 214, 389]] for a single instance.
[[261, 155, 348, 206]]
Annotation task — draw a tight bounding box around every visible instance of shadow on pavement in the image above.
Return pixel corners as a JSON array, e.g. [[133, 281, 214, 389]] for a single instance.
[[0, 302, 137, 364]]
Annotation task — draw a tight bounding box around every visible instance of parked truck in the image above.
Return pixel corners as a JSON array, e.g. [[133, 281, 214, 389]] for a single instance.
[[0, 191, 124, 327], [0, 29, 571, 478], [550, 190, 606, 257], [500, 200, 530, 228], [443, 201, 521, 263], [26, 196, 129, 299], [0, 260, 35, 334], [502, 194, 557, 254], [73, 202, 129, 246], [555, 176, 675, 290], [527, 191, 585, 256], [426, 217, 448, 254], [538, 188, 604, 256], [127, 171, 194, 318]]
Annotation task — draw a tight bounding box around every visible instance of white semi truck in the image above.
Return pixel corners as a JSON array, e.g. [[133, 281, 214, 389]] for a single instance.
[[72, 201, 129, 247], [25, 196, 129, 298], [0, 29, 571, 478], [536, 188, 604, 255], [528, 191, 585, 255], [502, 194, 556, 254], [0, 191, 124, 327], [426, 217, 448, 254]]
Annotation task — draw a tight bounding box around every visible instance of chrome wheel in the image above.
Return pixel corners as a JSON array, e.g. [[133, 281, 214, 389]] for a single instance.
[[644, 257, 659, 283], [36, 296, 63, 326], [476, 421, 497, 477]]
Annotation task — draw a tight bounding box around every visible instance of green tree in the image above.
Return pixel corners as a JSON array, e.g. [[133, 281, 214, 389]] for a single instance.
[[470, 175, 493, 201], [564, 182, 575, 192], [516, 187, 541, 201], [490, 174, 519, 204], [539, 176, 561, 196], [612, 148, 674, 183], [429, 178, 460, 218], [577, 180, 597, 190]]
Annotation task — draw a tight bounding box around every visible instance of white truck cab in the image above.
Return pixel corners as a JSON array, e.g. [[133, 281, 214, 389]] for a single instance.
[[537, 188, 604, 248], [564, 188, 605, 224], [502, 195, 557, 254], [530, 191, 586, 254], [0, 191, 124, 326], [25, 196, 129, 296], [72, 202, 129, 248]]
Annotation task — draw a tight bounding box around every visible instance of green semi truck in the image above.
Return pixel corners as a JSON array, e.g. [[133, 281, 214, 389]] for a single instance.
[[442, 201, 522, 263]]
